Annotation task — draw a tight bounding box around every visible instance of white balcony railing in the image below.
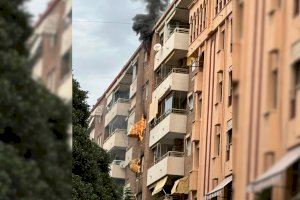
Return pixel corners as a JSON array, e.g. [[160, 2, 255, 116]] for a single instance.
[[154, 28, 189, 71], [147, 151, 185, 186], [149, 109, 187, 147], [104, 98, 130, 127], [103, 129, 127, 152]]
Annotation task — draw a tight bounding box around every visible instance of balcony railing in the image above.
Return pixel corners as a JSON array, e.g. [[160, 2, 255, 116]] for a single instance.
[[107, 98, 130, 111], [155, 67, 189, 89], [166, 27, 189, 41], [152, 151, 185, 167], [104, 128, 127, 143], [112, 160, 125, 166], [150, 108, 186, 129]]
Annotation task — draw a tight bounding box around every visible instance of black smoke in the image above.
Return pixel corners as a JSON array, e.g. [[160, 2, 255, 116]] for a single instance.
[[132, 0, 169, 41]]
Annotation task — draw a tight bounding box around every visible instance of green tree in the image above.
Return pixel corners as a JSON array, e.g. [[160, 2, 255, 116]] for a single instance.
[[72, 78, 121, 200], [0, 0, 71, 199], [123, 186, 135, 200]]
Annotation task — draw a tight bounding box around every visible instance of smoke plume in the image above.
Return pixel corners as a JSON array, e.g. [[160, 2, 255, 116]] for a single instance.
[[132, 0, 169, 41]]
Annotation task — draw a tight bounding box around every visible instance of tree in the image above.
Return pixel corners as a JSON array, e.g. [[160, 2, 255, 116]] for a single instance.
[[0, 0, 71, 199], [123, 186, 135, 200], [72, 78, 121, 200]]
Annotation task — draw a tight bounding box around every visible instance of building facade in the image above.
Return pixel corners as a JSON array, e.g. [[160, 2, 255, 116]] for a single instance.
[[89, 0, 300, 199], [232, 0, 300, 199], [188, 0, 233, 199], [28, 0, 72, 102]]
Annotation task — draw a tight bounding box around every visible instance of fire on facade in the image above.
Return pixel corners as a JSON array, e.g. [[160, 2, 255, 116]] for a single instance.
[[88, 0, 300, 200]]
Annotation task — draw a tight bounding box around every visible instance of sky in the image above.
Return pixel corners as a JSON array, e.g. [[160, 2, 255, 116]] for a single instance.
[[73, 0, 146, 107], [26, 0, 146, 107], [25, 0, 50, 24]]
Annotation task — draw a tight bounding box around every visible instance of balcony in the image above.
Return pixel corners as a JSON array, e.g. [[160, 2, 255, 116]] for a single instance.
[[110, 160, 126, 179], [147, 151, 185, 186], [104, 98, 130, 127], [149, 109, 187, 148], [103, 129, 127, 152], [153, 68, 189, 101], [154, 28, 189, 71], [129, 78, 137, 98]]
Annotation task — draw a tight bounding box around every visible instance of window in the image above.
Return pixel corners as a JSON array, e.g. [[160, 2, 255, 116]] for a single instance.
[[185, 137, 192, 156], [226, 128, 232, 161], [197, 9, 200, 35], [217, 72, 223, 103], [289, 161, 300, 199], [238, 3, 244, 39], [268, 50, 279, 109], [216, 0, 223, 15], [264, 152, 275, 170], [212, 178, 219, 188], [190, 16, 193, 42], [228, 70, 233, 107], [145, 81, 149, 100], [219, 30, 225, 50], [188, 94, 194, 111], [290, 61, 300, 119], [200, 6, 203, 32], [47, 70, 55, 92], [61, 50, 71, 79], [132, 63, 137, 81], [140, 155, 144, 173], [294, 0, 300, 17], [203, 2, 206, 28], [198, 94, 203, 118], [230, 18, 233, 53], [193, 142, 200, 168], [214, 125, 221, 156], [144, 51, 148, 65]]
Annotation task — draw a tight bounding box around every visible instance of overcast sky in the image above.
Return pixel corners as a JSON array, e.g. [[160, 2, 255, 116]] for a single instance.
[[27, 0, 146, 107], [73, 0, 145, 107]]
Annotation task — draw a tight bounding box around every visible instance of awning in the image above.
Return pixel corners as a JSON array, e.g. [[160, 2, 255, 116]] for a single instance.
[[152, 176, 168, 196], [248, 146, 300, 193], [171, 177, 189, 195], [205, 175, 233, 199]]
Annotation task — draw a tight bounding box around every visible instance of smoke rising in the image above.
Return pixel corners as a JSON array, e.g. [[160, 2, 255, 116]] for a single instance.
[[132, 0, 169, 41]]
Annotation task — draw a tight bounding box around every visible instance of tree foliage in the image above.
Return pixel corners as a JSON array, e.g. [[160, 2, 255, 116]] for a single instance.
[[0, 0, 71, 199], [72, 78, 121, 200], [123, 186, 135, 200]]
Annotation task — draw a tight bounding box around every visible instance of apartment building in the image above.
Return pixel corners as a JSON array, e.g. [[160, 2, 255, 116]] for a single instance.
[[145, 0, 191, 199], [88, 45, 150, 189], [188, 0, 233, 199], [28, 0, 72, 101], [232, 0, 300, 200]]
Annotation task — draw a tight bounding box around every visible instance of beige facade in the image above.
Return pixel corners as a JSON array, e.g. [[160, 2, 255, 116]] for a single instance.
[[28, 0, 72, 102], [188, 0, 233, 199], [233, 0, 300, 199]]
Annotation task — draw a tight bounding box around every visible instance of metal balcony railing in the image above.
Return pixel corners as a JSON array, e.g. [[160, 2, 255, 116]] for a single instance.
[[151, 151, 185, 166], [155, 67, 189, 89], [149, 108, 186, 129], [166, 27, 189, 41], [107, 98, 130, 111], [112, 160, 125, 166], [103, 128, 127, 143]]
